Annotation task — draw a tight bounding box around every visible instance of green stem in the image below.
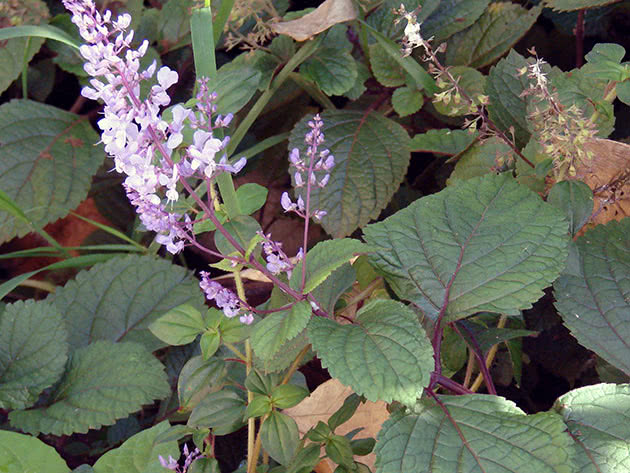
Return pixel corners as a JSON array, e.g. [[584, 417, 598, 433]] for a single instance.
[[212, 0, 235, 44]]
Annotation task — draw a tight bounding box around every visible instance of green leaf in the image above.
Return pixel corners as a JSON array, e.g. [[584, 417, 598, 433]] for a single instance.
[[457, 320, 537, 354], [48, 254, 204, 352], [9, 341, 170, 436], [149, 304, 205, 346], [582, 43, 629, 82], [392, 86, 423, 117], [447, 137, 513, 184], [554, 219, 630, 375], [157, 0, 191, 45], [214, 215, 262, 256], [262, 411, 300, 466], [285, 443, 321, 473], [369, 43, 405, 87], [215, 62, 262, 115], [271, 384, 309, 409], [0, 37, 44, 94], [421, 0, 490, 43], [289, 239, 371, 293], [288, 110, 411, 237], [236, 182, 268, 216], [0, 100, 104, 243], [547, 180, 593, 237], [0, 300, 68, 410], [188, 388, 247, 435], [486, 50, 532, 148], [0, 24, 80, 49], [245, 394, 273, 419], [311, 263, 356, 315], [200, 331, 221, 360], [445, 3, 542, 68], [544, 0, 620, 12], [554, 383, 630, 472], [616, 81, 630, 106], [308, 299, 433, 405], [410, 129, 478, 155], [178, 356, 227, 412], [364, 174, 569, 321], [328, 394, 361, 431], [93, 421, 179, 473], [0, 430, 69, 473], [326, 434, 354, 468], [251, 301, 312, 361], [375, 394, 575, 473], [253, 329, 313, 373], [300, 48, 358, 96]]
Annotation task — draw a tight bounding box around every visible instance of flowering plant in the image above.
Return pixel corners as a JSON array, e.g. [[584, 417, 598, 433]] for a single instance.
[[1, 0, 630, 472]]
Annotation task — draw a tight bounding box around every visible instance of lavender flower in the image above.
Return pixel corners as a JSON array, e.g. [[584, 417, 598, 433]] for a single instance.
[[63, 0, 246, 254], [282, 114, 334, 222], [159, 444, 202, 472], [199, 271, 252, 323], [258, 231, 297, 276]]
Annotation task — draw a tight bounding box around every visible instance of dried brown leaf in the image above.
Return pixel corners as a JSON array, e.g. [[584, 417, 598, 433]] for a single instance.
[[270, 0, 357, 41]]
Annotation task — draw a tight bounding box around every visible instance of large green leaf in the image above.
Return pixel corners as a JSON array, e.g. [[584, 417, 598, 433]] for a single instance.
[[554, 219, 630, 375], [544, 0, 620, 12], [300, 48, 358, 96], [486, 50, 531, 149], [0, 37, 44, 94], [308, 299, 433, 405], [0, 300, 68, 410], [261, 411, 300, 466], [369, 42, 405, 87], [421, 0, 490, 43], [363, 173, 568, 321], [447, 136, 513, 184], [48, 254, 204, 352], [214, 62, 262, 115], [93, 421, 179, 473], [410, 129, 478, 155], [188, 388, 247, 435], [288, 110, 410, 237], [554, 383, 630, 472], [0, 100, 104, 243], [445, 3, 542, 68], [0, 430, 69, 473], [375, 394, 575, 473], [547, 180, 593, 237], [9, 341, 170, 435]]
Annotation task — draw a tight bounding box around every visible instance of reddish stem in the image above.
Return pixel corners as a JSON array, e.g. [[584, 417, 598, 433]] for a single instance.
[[575, 10, 585, 68]]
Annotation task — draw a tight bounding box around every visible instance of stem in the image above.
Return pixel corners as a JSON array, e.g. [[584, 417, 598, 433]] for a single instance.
[[463, 348, 475, 389], [19, 278, 57, 293], [470, 314, 507, 392], [452, 322, 497, 395], [575, 10, 585, 68], [223, 341, 247, 361], [246, 341, 256, 473], [281, 344, 311, 385], [247, 414, 267, 473], [434, 374, 473, 395]]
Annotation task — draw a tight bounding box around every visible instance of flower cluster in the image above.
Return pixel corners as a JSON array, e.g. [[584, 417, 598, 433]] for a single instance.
[[159, 444, 202, 473], [281, 114, 334, 221], [518, 48, 598, 179], [394, 4, 433, 58], [258, 231, 299, 276], [63, 0, 246, 254], [199, 271, 254, 324]]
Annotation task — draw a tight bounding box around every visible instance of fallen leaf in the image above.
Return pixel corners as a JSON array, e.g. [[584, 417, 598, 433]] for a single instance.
[[573, 138, 630, 230], [283, 378, 389, 469], [270, 0, 357, 42]]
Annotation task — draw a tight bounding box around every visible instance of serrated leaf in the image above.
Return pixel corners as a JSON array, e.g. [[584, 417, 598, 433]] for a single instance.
[[486, 50, 531, 148], [582, 43, 629, 82], [375, 394, 575, 473], [410, 129, 478, 155], [288, 110, 410, 238], [0, 430, 69, 473], [262, 411, 300, 465], [0, 100, 104, 243], [308, 299, 433, 405], [364, 173, 569, 321], [554, 383, 630, 472], [547, 180, 594, 237], [149, 304, 205, 346], [445, 3, 542, 68], [93, 421, 179, 473], [544, 0, 620, 12], [447, 137, 513, 184], [188, 388, 246, 435], [311, 262, 356, 315], [253, 329, 313, 373], [0, 37, 45, 94], [300, 48, 358, 96], [421, 0, 490, 43], [0, 300, 68, 409], [9, 341, 170, 436], [215, 63, 261, 115], [369, 43, 405, 87], [392, 86, 423, 117], [251, 301, 312, 361], [554, 219, 630, 375], [289, 238, 371, 293], [48, 254, 204, 352]]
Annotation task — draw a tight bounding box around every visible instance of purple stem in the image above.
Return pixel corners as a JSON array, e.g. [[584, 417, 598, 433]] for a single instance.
[[451, 322, 497, 395]]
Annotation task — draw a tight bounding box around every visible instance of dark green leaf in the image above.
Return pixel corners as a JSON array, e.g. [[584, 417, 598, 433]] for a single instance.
[[300, 48, 358, 96], [544, 0, 620, 12], [286, 443, 321, 473], [262, 411, 299, 466], [236, 183, 268, 216], [0, 300, 67, 409], [188, 388, 247, 435], [351, 438, 375, 456], [0, 37, 44, 94], [271, 384, 309, 409], [0, 24, 80, 49], [157, 0, 190, 45], [369, 43, 405, 87], [245, 394, 272, 419], [0, 100, 104, 242], [9, 341, 170, 436], [0, 430, 69, 473], [288, 110, 411, 237], [410, 128, 478, 155], [392, 86, 423, 117], [149, 304, 205, 346], [200, 331, 221, 360], [178, 356, 227, 411], [375, 394, 575, 472], [215, 63, 262, 115], [326, 434, 354, 468], [547, 180, 594, 237], [308, 299, 433, 405], [311, 263, 356, 315], [421, 0, 489, 43], [554, 219, 630, 375], [328, 394, 361, 431], [49, 254, 204, 352], [214, 215, 261, 256], [364, 174, 569, 321]]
